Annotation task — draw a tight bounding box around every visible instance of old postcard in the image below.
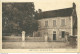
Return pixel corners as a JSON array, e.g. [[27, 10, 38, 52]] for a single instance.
[[0, 0, 80, 53]]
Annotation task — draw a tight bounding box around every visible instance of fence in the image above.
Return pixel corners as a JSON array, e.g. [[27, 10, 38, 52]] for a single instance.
[[2, 36, 45, 42]]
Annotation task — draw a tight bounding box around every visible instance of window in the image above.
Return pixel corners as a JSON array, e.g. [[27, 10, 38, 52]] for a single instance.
[[38, 21, 41, 28], [53, 20, 56, 26], [61, 31, 65, 38], [38, 32, 40, 37], [45, 21, 48, 27], [61, 19, 65, 26]]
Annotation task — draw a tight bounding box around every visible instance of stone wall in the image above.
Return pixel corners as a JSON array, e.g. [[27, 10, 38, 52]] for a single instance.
[[34, 16, 73, 41], [2, 36, 44, 42]]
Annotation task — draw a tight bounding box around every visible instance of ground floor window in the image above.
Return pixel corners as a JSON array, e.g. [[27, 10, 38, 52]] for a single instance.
[[61, 31, 65, 38]]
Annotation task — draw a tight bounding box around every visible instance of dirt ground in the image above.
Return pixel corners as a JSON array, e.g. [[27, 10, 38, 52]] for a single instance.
[[2, 42, 76, 49]]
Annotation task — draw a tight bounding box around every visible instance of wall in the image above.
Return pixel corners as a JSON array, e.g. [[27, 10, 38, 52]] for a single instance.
[[38, 16, 72, 30], [2, 36, 44, 42], [34, 16, 72, 41]]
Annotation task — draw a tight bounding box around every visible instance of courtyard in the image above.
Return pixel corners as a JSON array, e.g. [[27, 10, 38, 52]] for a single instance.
[[2, 42, 75, 49]]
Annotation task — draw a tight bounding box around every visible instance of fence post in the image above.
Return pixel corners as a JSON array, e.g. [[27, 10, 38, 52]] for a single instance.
[[22, 31, 25, 41], [45, 35, 48, 42]]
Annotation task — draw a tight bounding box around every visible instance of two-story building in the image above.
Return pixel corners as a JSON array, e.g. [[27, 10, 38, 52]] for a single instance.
[[34, 3, 77, 41]]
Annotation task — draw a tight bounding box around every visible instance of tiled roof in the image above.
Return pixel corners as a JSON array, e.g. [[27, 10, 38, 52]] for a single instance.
[[37, 7, 73, 19]]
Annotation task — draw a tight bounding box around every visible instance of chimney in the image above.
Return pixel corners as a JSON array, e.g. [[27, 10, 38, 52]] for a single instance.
[[38, 9, 42, 13], [73, 2, 76, 9]]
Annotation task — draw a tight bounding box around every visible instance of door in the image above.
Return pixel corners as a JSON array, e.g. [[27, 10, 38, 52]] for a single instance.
[[53, 31, 56, 40], [53, 34, 56, 40]]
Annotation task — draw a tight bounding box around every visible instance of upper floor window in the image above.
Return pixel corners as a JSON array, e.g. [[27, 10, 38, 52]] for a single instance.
[[45, 21, 48, 27], [61, 19, 65, 26], [38, 21, 41, 28], [38, 32, 41, 37], [53, 20, 56, 27]]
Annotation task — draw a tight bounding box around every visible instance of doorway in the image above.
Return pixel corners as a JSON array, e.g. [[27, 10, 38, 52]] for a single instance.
[[53, 31, 56, 40]]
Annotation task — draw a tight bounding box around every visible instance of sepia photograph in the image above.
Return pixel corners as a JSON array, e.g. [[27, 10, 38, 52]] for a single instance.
[[2, 1, 78, 49]]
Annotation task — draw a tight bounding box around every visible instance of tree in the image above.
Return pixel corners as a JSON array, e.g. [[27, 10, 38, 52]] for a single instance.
[[2, 2, 38, 36]]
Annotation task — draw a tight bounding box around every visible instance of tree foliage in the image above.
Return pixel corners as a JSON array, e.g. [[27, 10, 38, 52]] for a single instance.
[[2, 3, 38, 35]]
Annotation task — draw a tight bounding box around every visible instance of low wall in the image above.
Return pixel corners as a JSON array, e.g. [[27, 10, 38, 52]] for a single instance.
[[2, 36, 22, 42], [25, 37, 44, 42], [2, 36, 45, 42], [68, 36, 77, 48]]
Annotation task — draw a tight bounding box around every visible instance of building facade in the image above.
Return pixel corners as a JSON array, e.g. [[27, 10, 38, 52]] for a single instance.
[[34, 3, 77, 41]]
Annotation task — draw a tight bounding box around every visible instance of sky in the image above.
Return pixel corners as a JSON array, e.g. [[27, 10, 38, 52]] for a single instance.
[[1, 0, 79, 12], [33, 0, 76, 11]]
